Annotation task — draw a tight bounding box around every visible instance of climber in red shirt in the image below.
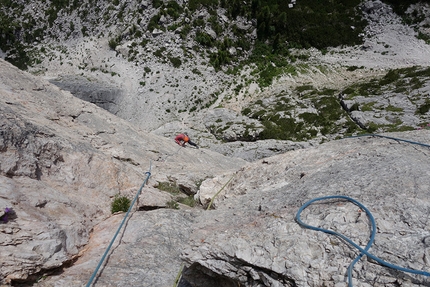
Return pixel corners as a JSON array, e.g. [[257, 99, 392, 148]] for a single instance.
[[175, 133, 199, 148]]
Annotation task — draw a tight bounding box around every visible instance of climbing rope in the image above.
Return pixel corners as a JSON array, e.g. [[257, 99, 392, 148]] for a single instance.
[[296, 195, 430, 287], [348, 133, 430, 148], [86, 162, 152, 287], [159, 145, 183, 162], [172, 264, 184, 287], [206, 174, 235, 210]]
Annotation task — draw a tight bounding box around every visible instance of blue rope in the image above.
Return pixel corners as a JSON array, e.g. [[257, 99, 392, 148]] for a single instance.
[[295, 195, 430, 287], [86, 163, 152, 287], [348, 133, 430, 148]]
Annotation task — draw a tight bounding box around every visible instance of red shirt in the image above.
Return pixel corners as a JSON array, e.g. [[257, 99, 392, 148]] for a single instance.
[[175, 134, 189, 145]]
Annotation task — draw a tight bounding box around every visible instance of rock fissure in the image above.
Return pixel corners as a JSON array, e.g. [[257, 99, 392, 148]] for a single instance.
[[184, 258, 298, 287]]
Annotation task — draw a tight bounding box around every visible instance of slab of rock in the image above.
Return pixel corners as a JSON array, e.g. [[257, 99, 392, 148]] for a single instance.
[[0, 58, 246, 285], [36, 209, 197, 287], [37, 130, 430, 287], [181, 130, 430, 287]]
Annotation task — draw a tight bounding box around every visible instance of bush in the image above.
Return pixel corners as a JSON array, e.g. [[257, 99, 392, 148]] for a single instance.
[[111, 194, 131, 213], [195, 31, 214, 47], [108, 38, 118, 50], [169, 56, 182, 68]]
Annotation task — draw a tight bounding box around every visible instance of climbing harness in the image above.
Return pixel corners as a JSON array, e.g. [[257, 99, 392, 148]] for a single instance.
[[296, 134, 430, 286], [86, 162, 152, 287]]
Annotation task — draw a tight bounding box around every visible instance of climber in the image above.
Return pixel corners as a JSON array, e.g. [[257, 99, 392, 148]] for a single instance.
[[0, 207, 13, 223], [175, 133, 199, 148]]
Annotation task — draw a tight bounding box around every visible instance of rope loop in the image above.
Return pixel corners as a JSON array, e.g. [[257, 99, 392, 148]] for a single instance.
[[296, 195, 430, 287]]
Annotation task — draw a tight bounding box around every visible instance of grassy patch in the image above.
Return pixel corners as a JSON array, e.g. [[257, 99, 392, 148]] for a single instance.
[[361, 101, 376, 112], [111, 194, 131, 213], [177, 195, 196, 207], [166, 200, 179, 209], [385, 105, 404, 113], [157, 181, 181, 194]]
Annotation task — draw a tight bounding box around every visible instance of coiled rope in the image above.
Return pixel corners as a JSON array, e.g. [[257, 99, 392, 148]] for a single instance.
[[86, 162, 152, 287], [296, 134, 430, 286], [296, 197, 430, 286]]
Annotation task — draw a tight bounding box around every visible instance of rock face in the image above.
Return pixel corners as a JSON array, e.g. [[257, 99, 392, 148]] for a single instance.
[[49, 76, 124, 115], [36, 129, 430, 287], [181, 131, 430, 287], [0, 59, 245, 285], [1, 0, 430, 284], [2, 58, 430, 286]]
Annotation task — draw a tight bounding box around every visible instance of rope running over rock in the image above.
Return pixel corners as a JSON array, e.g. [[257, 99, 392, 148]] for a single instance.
[[297, 134, 430, 287], [86, 162, 152, 287]]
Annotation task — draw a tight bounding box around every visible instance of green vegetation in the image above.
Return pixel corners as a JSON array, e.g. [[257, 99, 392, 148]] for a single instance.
[[1, 0, 427, 77], [361, 101, 376, 112], [158, 181, 198, 209], [343, 66, 430, 99], [241, 65, 430, 142], [111, 194, 131, 213], [177, 195, 197, 207], [108, 37, 120, 50], [157, 181, 181, 194], [242, 87, 360, 141], [169, 56, 182, 68], [166, 200, 179, 209], [153, 47, 167, 59], [417, 99, 430, 115], [386, 105, 404, 113], [336, 66, 430, 133], [383, 0, 430, 17]]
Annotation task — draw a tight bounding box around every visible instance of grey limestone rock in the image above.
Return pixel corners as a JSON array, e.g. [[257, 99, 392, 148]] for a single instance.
[[181, 130, 430, 287], [0, 59, 245, 285]]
